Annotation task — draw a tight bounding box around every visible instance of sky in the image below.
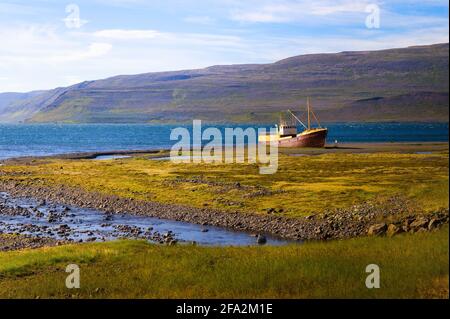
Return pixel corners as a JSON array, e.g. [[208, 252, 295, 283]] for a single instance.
[[0, 0, 448, 93]]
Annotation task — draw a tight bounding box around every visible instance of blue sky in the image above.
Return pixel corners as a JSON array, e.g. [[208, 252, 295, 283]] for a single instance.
[[0, 0, 448, 92]]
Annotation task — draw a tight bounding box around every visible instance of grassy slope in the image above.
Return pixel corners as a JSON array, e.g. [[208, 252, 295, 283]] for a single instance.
[[1, 43, 447, 123], [1, 151, 448, 217], [0, 226, 448, 298]]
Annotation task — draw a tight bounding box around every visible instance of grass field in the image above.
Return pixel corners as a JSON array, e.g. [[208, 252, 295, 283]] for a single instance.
[[0, 226, 448, 299], [1, 150, 448, 217], [1, 147, 448, 298]]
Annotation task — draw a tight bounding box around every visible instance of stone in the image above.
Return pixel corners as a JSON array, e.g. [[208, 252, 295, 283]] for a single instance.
[[428, 218, 438, 230], [367, 223, 387, 236], [256, 235, 267, 244], [387, 224, 400, 237], [410, 217, 428, 230]]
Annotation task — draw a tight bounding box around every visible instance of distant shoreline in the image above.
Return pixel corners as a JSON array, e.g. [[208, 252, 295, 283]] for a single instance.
[[1, 122, 448, 161], [1, 141, 448, 164], [1, 120, 449, 125]]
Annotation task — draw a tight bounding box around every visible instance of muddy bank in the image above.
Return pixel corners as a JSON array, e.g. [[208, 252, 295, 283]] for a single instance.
[[1, 142, 447, 165], [279, 142, 449, 156], [1, 180, 448, 241], [0, 149, 165, 165]]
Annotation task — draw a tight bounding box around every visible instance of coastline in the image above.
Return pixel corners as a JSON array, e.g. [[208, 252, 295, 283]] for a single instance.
[[1, 141, 448, 243], [0, 141, 448, 299], [1, 141, 448, 163], [1, 179, 448, 242]]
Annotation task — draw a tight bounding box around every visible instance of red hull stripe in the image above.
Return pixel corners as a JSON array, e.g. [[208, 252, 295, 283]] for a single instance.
[[278, 130, 328, 148]]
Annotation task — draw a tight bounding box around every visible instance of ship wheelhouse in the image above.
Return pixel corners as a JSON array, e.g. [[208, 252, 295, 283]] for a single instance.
[[279, 124, 297, 137]]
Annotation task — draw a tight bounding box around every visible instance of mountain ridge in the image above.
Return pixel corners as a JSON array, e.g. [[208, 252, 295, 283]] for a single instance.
[[0, 43, 448, 123]]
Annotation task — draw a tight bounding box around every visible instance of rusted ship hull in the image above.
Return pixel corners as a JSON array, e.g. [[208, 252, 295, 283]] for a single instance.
[[258, 100, 328, 148], [279, 129, 328, 148]]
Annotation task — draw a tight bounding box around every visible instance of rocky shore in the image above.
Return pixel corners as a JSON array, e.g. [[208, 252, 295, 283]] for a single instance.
[[0, 233, 64, 251], [1, 180, 448, 242]]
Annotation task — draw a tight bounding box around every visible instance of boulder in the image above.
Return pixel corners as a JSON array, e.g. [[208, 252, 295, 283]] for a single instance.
[[428, 218, 437, 230], [410, 217, 429, 230], [367, 223, 387, 236], [256, 235, 267, 244], [387, 224, 400, 237]]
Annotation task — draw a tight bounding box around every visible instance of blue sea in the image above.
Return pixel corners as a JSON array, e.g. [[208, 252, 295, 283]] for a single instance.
[[0, 122, 448, 160]]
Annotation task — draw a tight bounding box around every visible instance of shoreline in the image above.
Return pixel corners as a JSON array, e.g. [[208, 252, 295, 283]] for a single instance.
[[1, 141, 448, 164], [1, 179, 448, 242], [0, 233, 65, 251], [1, 141, 448, 244]]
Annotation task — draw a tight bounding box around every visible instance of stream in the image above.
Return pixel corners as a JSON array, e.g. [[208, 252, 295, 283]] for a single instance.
[[0, 192, 291, 246]]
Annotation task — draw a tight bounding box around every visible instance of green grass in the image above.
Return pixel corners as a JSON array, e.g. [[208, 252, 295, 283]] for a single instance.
[[0, 226, 448, 298], [1, 151, 448, 217], [0, 151, 447, 298]]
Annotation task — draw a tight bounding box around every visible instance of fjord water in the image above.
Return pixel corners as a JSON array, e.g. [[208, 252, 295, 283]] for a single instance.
[[0, 122, 448, 160]]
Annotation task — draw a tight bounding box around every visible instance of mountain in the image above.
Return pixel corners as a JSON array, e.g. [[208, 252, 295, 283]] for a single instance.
[[0, 43, 448, 123], [316, 91, 449, 122], [0, 91, 46, 122]]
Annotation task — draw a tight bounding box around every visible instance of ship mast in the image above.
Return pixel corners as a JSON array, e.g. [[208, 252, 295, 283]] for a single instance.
[[287, 109, 307, 129], [288, 98, 323, 132], [307, 97, 311, 130]]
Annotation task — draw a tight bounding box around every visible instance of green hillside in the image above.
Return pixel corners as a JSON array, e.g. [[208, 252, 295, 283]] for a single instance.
[[0, 43, 448, 123]]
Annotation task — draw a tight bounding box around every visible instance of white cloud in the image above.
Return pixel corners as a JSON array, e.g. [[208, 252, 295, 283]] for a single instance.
[[93, 0, 147, 7], [93, 29, 161, 39], [0, 26, 112, 64], [89, 29, 243, 47], [51, 43, 113, 62], [0, 25, 115, 91], [232, 8, 290, 23], [230, 0, 374, 23], [254, 26, 449, 61], [184, 16, 216, 25], [0, 2, 42, 15], [310, 0, 369, 15], [0, 24, 247, 92]]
